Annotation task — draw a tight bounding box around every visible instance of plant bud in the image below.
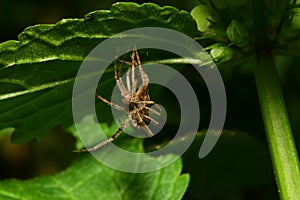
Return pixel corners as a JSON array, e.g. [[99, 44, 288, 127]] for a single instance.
[[191, 4, 220, 34], [209, 44, 234, 63], [191, 4, 228, 42], [226, 19, 249, 47], [277, 7, 300, 46]]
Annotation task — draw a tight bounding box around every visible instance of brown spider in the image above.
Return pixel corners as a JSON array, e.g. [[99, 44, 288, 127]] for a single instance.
[[74, 49, 161, 152]]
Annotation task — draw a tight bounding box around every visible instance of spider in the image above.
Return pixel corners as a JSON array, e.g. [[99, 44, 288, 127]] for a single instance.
[[74, 48, 162, 152]]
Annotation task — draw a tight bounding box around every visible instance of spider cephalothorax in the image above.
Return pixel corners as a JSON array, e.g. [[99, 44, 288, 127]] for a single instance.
[[75, 48, 161, 152]]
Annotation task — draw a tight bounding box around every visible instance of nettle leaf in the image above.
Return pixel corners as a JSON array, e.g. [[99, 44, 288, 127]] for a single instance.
[[0, 116, 189, 199], [0, 154, 189, 200], [0, 2, 198, 143], [0, 115, 189, 199]]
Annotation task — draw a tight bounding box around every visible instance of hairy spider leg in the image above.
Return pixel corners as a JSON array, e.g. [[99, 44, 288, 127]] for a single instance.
[[130, 103, 161, 137], [131, 106, 154, 137], [114, 53, 136, 98], [138, 116, 155, 137], [133, 100, 155, 104], [136, 102, 163, 129], [138, 102, 163, 120], [116, 51, 138, 97], [131, 101, 160, 115], [133, 103, 161, 125], [133, 49, 149, 98], [95, 93, 125, 112], [73, 120, 130, 152], [143, 106, 161, 116], [142, 114, 160, 126], [114, 58, 129, 98], [131, 50, 137, 95], [126, 66, 131, 93]]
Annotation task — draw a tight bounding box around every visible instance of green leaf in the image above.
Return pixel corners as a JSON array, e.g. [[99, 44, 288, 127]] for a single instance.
[[0, 154, 189, 200], [1, 116, 189, 200], [0, 2, 198, 143]]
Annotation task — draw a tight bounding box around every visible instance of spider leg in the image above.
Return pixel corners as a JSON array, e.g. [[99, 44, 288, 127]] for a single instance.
[[142, 123, 155, 137], [72, 128, 122, 152], [132, 101, 161, 116], [95, 94, 125, 112], [150, 104, 163, 115], [134, 109, 154, 137], [133, 100, 156, 104], [153, 104, 163, 112], [133, 48, 149, 96], [126, 65, 131, 92], [142, 106, 161, 116], [116, 52, 136, 94], [117, 59, 131, 66], [131, 50, 137, 95], [114, 58, 129, 98], [135, 103, 162, 128], [143, 114, 160, 126], [73, 120, 130, 152]]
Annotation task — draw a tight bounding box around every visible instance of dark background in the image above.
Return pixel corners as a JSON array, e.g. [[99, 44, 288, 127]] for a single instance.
[[0, 0, 198, 43]]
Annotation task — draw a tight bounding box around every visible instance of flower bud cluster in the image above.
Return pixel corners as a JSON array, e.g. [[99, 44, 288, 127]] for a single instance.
[[191, 0, 300, 65]]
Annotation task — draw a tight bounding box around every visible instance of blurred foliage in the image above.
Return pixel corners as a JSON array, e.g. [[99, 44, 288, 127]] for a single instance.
[[182, 131, 277, 200], [0, 126, 75, 179]]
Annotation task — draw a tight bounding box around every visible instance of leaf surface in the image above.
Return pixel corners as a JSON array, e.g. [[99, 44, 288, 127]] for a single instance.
[[0, 117, 189, 200], [0, 2, 198, 143], [0, 154, 189, 200]]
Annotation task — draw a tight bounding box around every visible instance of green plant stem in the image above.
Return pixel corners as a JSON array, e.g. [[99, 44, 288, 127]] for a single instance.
[[254, 52, 300, 200]]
